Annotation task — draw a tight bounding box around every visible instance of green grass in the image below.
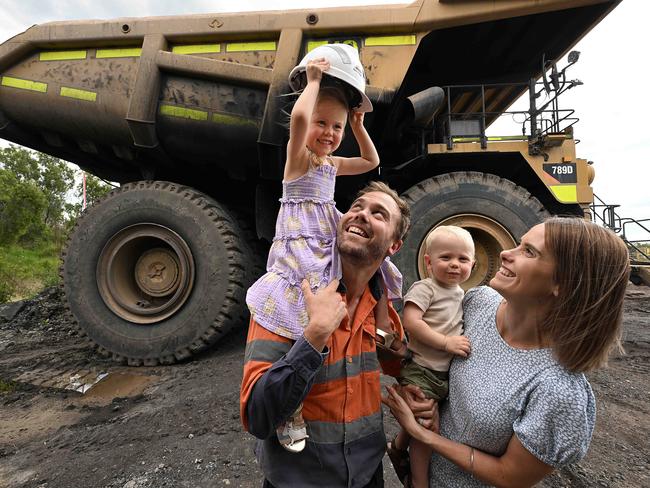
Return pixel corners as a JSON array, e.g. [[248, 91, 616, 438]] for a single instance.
[[0, 379, 17, 394], [0, 243, 61, 302]]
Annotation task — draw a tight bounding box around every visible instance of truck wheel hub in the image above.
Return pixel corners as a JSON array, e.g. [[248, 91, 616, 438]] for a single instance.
[[135, 248, 180, 297], [97, 223, 195, 324]]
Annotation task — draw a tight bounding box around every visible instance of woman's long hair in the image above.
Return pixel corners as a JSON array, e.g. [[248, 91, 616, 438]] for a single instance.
[[543, 217, 630, 372]]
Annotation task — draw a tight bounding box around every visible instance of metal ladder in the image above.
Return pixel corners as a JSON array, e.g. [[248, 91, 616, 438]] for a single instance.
[[590, 194, 650, 284]]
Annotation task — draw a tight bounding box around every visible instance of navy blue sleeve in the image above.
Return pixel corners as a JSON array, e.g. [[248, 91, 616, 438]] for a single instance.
[[246, 335, 327, 439]]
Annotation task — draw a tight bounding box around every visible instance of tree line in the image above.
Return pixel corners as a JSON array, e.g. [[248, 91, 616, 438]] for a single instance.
[[0, 145, 112, 301], [0, 145, 111, 247]]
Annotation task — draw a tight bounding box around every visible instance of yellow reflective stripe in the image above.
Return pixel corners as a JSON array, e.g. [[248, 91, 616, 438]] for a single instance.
[[1, 76, 47, 93], [452, 137, 481, 143], [226, 41, 276, 52], [159, 104, 207, 121], [96, 48, 142, 58], [40, 50, 87, 61], [307, 41, 329, 52], [365, 35, 416, 46], [172, 44, 221, 55], [211, 113, 259, 127], [549, 185, 578, 203], [487, 135, 527, 141], [452, 135, 528, 142], [60, 86, 97, 102]]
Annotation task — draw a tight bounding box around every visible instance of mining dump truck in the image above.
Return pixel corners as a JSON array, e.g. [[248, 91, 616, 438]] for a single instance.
[[0, 0, 625, 365]]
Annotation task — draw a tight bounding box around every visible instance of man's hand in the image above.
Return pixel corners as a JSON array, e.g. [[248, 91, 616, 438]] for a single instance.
[[445, 335, 471, 357], [302, 279, 347, 352]]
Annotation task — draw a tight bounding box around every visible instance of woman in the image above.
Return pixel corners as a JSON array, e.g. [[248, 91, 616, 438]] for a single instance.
[[383, 217, 630, 487]]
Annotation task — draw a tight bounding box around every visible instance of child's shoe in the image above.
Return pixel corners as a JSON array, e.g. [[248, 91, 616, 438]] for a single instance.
[[376, 327, 396, 350], [277, 405, 309, 453]]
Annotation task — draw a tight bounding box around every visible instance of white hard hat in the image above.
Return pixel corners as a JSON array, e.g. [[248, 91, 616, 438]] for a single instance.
[[289, 43, 373, 113]]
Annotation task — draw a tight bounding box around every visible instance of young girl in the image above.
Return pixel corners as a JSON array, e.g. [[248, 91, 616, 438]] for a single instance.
[[245, 45, 403, 453]]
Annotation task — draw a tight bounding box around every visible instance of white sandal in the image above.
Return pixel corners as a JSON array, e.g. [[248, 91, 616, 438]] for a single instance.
[[277, 405, 309, 453]]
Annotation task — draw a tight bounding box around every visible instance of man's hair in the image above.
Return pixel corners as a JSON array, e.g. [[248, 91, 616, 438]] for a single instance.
[[543, 217, 630, 372], [355, 181, 410, 241], [424, 225, 475, 257]]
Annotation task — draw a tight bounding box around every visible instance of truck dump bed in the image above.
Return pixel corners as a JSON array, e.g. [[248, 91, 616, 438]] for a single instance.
[[0, 0, 626, 365], [0, 0, 619, 193]]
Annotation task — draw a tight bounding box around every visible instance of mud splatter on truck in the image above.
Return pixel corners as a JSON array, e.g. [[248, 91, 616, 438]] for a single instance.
[[0, 0, 630, 364]]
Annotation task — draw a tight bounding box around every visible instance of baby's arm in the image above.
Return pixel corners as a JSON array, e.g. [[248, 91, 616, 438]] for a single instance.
[[332, 111, 380, 176], [285, 59, 329, 181], [403, 302, 471, 357]]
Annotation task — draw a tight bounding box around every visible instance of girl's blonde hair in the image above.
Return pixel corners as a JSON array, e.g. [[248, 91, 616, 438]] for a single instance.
[[281, 85, 349, 132], [316, 85, 350, 111], [543, 217, 630, 372]]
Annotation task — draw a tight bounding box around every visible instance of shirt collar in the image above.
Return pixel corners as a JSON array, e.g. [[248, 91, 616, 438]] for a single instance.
[[338, 271, 383, 301]]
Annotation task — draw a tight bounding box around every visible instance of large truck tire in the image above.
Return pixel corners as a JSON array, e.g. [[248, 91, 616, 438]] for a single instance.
[[61, 181, 259, 366], [395, 172, 550, 291], [630, 267, 650, 286]]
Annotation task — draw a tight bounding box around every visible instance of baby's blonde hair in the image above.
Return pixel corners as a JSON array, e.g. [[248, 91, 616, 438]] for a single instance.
[[424, 225, 475, 257]]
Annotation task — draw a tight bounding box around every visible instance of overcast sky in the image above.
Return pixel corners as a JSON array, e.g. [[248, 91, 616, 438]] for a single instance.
[[0, 0, 648, 240]]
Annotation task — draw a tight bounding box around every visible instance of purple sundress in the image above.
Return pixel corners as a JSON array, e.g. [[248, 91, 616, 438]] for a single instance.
[[246, 159, 402, 340]]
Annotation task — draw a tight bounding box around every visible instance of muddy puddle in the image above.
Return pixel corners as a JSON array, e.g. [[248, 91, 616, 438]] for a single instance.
[[80, 372, 155, 402]]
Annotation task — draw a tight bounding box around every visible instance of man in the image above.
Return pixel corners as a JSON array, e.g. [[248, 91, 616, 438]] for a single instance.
[[240, 182, 423, 487]]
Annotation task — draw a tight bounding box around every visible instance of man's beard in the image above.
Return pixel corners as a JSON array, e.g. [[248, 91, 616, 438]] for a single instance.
[[337, 235, 387, 265]]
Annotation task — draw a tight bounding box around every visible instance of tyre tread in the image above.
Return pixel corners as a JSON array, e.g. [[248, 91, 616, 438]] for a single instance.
[[61, 180, 264, 366], [396, 171, 550, 291]]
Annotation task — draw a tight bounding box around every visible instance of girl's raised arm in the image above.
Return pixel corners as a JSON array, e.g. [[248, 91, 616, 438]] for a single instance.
[[333, 111, 380, 176], [285, 59, 328, 181]]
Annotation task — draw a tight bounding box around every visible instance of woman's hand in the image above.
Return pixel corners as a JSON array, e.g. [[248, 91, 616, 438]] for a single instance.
[[305, 58, 330, 83], [383, 385, 436, 443], [400, 384, 439, 432]]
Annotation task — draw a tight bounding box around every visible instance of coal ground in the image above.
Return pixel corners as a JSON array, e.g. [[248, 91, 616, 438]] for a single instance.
[[0, 285, 648, 488]]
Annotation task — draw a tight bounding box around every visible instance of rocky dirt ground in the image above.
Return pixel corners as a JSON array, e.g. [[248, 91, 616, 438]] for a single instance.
[[0, 285, 648, 488]]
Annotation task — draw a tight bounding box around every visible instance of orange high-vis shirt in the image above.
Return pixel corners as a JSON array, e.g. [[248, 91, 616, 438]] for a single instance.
[[240, 283, 404, 487]]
